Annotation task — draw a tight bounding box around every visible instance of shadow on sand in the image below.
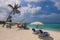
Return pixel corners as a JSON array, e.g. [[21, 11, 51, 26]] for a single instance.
[[19, 28, 29, 30], [39, 35, 54, 40]]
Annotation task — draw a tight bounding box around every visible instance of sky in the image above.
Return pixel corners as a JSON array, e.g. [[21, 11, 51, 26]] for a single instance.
[[0, 0, 60, 23]]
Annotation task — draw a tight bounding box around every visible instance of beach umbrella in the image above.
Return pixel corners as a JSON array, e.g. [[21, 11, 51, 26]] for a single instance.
[[31, 21, 43, 28]]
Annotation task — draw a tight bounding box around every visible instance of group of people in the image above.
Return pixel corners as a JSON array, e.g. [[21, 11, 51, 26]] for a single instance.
[[17, 23, 27, 29], [5, 23, 28, 29]]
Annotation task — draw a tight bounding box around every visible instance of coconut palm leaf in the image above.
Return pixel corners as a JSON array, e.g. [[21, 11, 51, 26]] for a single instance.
[[16, 10, 20, 14], [8, 4, 13, 9]]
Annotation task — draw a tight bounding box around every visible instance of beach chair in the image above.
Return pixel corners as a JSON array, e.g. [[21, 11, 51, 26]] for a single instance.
[[39, 30, 49, 36], [39, 31, 49, 37], [32, 28, 49, 37], [32, 28, 42, 34], [43, 32, 49, 37]]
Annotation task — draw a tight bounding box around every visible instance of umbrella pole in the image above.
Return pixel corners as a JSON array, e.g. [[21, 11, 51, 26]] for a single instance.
[[36, 25, 39, 28]]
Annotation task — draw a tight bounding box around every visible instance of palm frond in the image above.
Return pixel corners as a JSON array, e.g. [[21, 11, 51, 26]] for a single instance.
[[16, 10, 20, 13], [8, 4, 13, 9]]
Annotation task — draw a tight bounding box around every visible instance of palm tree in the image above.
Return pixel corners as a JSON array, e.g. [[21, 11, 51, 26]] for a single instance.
[[2, 3, 21, 27], [8, 3, 21, 15]]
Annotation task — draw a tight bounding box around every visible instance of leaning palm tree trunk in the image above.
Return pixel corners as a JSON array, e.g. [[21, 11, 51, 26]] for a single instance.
[[2, 11, 12, 27]]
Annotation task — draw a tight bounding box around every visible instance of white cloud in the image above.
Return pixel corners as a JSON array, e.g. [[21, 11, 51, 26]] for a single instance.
[[25, 0, 60, 10], [20, 6, 41, 15], [25, 0, 46, 2], [0, 0, 20, 6], [40, 13, 60, 18], [27, 4, 32, 8], [31, 13, 60, 18], [25, 0, 40, 2], [20, 7, 41, 14], [55, 2, 60, 9], [0, 10, 8, 21], [52, 0, 60, 9]]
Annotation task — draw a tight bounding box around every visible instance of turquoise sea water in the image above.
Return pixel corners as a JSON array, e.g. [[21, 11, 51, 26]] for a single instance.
[[28, 24, 60, 31]]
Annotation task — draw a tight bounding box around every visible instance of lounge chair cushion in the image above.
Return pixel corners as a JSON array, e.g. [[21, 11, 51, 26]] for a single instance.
[[43, 32, 49, 36], [32, 28, 43, 33], [35, 30, 41, 33], [32, 28, 35, 32], [39, 30, 43, 33]]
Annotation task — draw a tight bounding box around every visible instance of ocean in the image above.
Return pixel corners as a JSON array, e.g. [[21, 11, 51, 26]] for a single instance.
[[28, 24, 60, 31]]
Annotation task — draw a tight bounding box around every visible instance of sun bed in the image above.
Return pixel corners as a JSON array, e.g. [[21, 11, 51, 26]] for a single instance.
[[32, 28, 42, 34], [32, 28, 49, 37], [43, 32, 49, 37]]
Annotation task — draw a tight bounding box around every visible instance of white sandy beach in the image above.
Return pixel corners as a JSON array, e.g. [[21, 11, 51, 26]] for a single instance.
[[0, 24, 60, 40]]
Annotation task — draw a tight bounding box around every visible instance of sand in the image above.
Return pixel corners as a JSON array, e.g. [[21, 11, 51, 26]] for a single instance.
[[0, 24, 60, 40]]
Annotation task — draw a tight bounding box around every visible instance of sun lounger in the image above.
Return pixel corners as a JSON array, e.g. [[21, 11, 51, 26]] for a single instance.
[[32, 28, 49, 37], [43, 32, 49, 37], [32, 28, 42, 34], [39, 31, 49, 37]]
